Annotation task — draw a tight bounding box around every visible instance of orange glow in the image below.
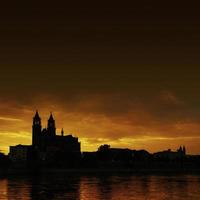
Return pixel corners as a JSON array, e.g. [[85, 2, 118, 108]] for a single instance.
[[0, 94, 200, 155]]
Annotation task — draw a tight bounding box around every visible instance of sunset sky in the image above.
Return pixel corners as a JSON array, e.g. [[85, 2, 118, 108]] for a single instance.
[[1, 2, 200, 154]]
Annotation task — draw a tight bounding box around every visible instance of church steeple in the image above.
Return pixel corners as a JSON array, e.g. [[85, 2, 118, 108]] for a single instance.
[[49, 112, 54, 121], [33, 110, 41, 125], [32, 110, 42, 147], [47, 112, 56, 136]]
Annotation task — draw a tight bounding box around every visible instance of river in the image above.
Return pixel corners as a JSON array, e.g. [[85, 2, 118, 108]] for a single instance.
[[0, 174, 200, 200]]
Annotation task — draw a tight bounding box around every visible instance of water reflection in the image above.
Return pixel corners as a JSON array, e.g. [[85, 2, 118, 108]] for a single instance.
[[1, 174, 200, 200]]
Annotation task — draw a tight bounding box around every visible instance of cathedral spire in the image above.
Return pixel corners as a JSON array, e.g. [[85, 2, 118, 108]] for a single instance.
[[47, 112, 56, 136], [33, 110, 41, 125], [49, 112, 54, 121], [34, 110, 40, 120], [32, 110, 42, 146]]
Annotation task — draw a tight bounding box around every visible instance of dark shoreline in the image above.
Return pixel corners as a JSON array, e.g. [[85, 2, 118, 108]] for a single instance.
[[2, 168, 200, 177]]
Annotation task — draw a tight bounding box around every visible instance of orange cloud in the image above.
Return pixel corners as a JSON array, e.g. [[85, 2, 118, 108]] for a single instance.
[[0, 92, 200, 154]]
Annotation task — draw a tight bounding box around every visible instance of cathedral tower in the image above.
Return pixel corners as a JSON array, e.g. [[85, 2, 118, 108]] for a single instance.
[[32, 110, 42, 147], [47, 113, 56, 136]]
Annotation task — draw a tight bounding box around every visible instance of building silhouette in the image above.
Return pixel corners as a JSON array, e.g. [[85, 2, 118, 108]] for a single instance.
[[153, 146, 186, 160], [9, 111, 81, 167], [7, 111, 194, 170]]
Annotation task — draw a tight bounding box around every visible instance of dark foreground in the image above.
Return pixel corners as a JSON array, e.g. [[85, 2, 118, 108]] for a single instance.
[[2, 167, 200, 176], [1, 173, 200, 200]]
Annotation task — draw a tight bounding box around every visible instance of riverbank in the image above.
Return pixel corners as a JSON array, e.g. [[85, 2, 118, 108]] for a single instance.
[[2, 167, 200, 177]]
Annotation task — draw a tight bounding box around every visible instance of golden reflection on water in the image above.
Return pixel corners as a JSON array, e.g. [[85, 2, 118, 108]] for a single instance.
[[0, 175, 200, 200], [0, 179, 8, 200]]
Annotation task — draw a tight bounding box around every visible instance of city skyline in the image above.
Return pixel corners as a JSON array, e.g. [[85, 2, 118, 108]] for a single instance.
[[0, 108, 194, 154], [1, 2, 200, 154]]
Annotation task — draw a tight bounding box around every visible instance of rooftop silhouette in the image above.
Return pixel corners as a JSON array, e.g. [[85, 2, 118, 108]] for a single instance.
[[0, 111, 198, 173]]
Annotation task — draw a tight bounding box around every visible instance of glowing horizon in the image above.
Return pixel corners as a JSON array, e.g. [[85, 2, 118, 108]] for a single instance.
[[1, 94, 200, 155]]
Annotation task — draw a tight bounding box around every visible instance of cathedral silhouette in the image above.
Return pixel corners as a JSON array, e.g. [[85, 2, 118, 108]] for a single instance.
[[32, 111, 80, 155], [9, 111, 81, 167]]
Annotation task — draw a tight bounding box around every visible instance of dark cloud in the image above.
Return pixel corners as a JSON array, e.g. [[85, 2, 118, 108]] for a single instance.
[[0, 1, 200, 65]]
